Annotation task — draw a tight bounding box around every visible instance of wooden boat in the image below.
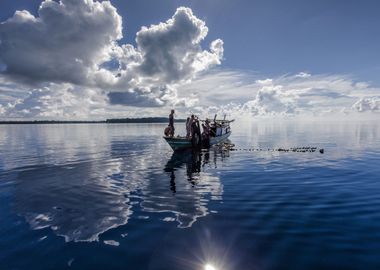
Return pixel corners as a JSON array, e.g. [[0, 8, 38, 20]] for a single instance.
[[164, 118, 234, 151]]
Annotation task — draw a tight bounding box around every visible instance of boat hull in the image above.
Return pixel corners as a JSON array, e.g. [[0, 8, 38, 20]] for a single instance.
[[164, 132, 231, 151]]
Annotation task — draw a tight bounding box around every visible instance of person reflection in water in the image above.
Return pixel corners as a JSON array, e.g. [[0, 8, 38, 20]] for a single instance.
[[170, 171, 176, 193], [161, 149, 225, 228], [187, 151, 202, 186], [165, 150, 205, 190]]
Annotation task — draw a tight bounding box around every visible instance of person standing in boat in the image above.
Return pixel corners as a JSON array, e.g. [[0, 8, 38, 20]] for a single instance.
[[191, 116, 201, 146], [204, 119, 211, 136], [186, 117, 191, 138], [168, 109, 175, 137], [189, 115, 195, 137]]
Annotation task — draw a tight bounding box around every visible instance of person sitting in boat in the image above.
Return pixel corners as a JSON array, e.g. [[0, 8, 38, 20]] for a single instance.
[[217, 125, 222, 136], [168, 109, 175, 137], [205, 119, 211, 130], [186, 117, 191, 138], [164, 125, 172, 137], [209, 120, 216, 137], [201, 123, 206, 136], [201, 123, 208, 139], [202, 119, 211, 137]]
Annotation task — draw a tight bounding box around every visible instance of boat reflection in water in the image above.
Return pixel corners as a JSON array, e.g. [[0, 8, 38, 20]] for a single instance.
[[165, 149, 205, 193], [165, 147, 228, 190], [141, 147, 228, 228]]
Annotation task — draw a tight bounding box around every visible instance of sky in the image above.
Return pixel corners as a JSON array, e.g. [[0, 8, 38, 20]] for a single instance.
[[0, 0, 379, 120]]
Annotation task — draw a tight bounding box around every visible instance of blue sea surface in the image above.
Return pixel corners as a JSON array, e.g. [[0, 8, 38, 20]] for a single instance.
[[0, 120, 379, 270]]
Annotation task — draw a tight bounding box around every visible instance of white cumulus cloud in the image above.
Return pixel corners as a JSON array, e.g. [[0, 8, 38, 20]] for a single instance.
[[0, 0, 122, 85], [242, 82, 297, 116], [135, 7, 221, 82], [181, 71, 380, 119], [3, 83, 108, 119], [108, 7, 223, 107], [352, 97, 380, 112], [0, 2, 223, 118]]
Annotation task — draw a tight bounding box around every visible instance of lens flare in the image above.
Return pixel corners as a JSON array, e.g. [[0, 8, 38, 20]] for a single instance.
[[204, 263, 217, 270]]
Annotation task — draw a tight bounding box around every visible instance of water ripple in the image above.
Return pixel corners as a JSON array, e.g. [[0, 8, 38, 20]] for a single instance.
[[0, 121, 380, 269]]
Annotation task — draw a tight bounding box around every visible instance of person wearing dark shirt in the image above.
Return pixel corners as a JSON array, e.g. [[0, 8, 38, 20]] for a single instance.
[[191, 116, 201, 146], [168, 109, 175, 137], [186, 117, 191, 138]]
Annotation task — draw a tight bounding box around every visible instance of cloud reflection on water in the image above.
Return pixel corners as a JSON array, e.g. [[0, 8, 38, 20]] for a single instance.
[[8, 125, 226, 242]]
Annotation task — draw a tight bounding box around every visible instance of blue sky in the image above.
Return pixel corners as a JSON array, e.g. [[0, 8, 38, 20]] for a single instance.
[[122, 0, 380, 83], [0, 0, 379, 119], [2, 0, 380, 81]]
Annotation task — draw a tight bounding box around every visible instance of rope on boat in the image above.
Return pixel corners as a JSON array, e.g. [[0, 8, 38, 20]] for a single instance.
[[219, 143, 325, 154]]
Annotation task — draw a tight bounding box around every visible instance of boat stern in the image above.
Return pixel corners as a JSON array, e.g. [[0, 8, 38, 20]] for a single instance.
[[163, 136, 192, 151]]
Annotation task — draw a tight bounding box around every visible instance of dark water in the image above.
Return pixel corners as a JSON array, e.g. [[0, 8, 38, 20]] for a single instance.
[[0, 120, 380, 270]]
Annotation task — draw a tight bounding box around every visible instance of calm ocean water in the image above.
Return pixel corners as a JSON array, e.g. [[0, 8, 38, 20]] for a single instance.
[[0, 120, 380, 270]]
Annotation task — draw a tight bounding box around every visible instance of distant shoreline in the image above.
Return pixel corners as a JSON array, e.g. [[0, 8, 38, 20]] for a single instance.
[[0, 117, 186, 124]]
